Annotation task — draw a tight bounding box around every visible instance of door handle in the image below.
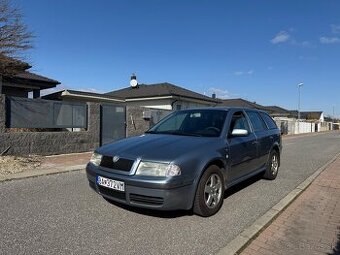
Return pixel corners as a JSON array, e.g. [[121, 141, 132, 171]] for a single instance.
[[252, 141, 258, 145], [225, 147, 229, 159]]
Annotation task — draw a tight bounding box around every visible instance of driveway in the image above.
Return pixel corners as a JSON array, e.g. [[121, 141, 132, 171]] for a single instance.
[[1, 132, 340, 255]]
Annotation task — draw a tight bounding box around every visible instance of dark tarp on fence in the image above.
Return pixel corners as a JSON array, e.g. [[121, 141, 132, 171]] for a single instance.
[[6, 97, 87, 129]]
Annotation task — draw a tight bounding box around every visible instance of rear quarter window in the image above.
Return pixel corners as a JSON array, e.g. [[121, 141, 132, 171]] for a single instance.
[[246, 111, 267, 132], [260, 112, 278, 130]]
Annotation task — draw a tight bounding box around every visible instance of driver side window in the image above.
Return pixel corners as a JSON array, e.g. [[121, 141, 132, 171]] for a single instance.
[[229, 111, 251, 136]]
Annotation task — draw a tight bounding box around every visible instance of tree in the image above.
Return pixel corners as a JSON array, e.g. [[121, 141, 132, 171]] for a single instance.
[[0, 0, 33, 75]]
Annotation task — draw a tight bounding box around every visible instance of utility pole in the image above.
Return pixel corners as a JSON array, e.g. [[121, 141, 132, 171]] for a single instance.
[[333, 106, 335, 130], [297, 82, 304, 133]]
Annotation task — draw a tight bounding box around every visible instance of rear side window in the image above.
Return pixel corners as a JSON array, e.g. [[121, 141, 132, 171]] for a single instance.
[[246, 111, 267, 132], [260, 112, 278, 130]]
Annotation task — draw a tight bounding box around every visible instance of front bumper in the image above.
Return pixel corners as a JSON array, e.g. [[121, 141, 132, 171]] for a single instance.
[[86, 163, 195, 211]]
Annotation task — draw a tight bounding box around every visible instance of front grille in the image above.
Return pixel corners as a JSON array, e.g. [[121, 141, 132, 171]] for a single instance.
[[98, 186, 126, 200], [100, 156, 134, 172], [130, 194, 164, 206]]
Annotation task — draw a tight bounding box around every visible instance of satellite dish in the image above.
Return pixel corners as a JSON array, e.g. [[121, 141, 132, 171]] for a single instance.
[[130, 79, 138, 88], [130, 73, 138, 88]]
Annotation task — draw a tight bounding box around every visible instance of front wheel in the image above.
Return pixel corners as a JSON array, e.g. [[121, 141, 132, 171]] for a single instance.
[[193, 165, 224, 217], [263, 150, 280, 180]]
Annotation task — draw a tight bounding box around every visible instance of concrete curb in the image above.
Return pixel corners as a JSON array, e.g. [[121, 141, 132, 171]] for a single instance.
[[217, 151, 340, 255], [282, 130, 338, 140], [0, 164, 86, 182]]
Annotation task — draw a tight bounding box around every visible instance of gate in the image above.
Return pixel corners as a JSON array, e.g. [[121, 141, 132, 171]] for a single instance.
[[100, 105, 126, 145]]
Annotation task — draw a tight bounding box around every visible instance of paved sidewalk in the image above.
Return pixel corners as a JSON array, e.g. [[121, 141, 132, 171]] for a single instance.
[[240, 157, 340, 255], [0, 152, 92, 181], [40, 151, 92, 169]]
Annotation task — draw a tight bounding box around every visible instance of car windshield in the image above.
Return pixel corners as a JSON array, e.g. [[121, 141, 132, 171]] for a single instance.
[[146, 109, 228, 137]]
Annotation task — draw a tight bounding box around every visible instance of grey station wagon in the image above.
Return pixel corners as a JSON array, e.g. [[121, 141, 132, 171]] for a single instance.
[[86, 108, 282, 216]]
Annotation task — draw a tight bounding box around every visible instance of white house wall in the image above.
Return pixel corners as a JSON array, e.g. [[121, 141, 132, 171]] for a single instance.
[[172, 100, 214, 110], [126, 98, 215, 110], [125, 99, 173, 110]]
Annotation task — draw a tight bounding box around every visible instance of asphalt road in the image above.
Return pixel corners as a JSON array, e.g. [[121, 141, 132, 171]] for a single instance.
[[1, 132, 340, 255]]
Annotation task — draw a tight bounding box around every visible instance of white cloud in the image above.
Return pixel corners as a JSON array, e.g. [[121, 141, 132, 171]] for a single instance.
[[270, 31, 290, 44], [298, 55, 318, 61], [208, 88, 231, 99], [78, 88, 104, 94], [331, 24, 340, 34], [301, 41, 311, 47], [234, 70, 254, 76], [320, 36, 340, 44]]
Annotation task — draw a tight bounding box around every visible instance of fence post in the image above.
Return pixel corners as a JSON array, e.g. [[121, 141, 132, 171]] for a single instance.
[[87, 103, 101, 148], [0, 75, 3, 95], [0, 94, 6, 133]]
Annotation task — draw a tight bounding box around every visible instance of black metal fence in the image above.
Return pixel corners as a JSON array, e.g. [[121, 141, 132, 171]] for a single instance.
[[6, 97, 87, 129]]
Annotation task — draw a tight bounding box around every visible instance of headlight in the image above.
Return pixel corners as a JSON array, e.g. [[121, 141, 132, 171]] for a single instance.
[[90, 152, 102, 166], [135, 161, 181, 177]]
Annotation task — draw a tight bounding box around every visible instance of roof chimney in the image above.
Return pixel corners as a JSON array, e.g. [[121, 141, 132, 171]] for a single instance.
[[212, 93, 216, 99]]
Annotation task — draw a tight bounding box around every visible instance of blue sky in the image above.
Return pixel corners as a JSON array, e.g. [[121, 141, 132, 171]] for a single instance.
[[14, 0, 340, 117]]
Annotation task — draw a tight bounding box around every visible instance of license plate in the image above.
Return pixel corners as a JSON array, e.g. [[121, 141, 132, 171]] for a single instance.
[[96, 176, 125, 192]]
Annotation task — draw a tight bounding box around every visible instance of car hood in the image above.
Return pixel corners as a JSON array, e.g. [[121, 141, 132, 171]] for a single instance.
[[97, 134, 217, 162]]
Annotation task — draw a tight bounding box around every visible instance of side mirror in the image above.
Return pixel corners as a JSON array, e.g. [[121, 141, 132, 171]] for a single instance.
[[231, 129, 248, 137]]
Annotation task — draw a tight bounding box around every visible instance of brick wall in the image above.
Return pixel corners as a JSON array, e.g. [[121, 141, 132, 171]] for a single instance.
[[126, 106, 152, 137], [0, 95, 5, 133]]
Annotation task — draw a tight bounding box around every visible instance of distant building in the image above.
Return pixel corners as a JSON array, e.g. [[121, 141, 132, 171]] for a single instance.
[[219, 98, 265, 110], [289, 111, 324, 122], [0, 57, 60, 98]]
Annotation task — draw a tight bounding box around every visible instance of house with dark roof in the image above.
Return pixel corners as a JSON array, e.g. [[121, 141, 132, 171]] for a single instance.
[[262, 106, 292, 117], [289, 111, 324, 122], [43, 82, 220, 110], [105, 82, 220, 110], [219, 98, 265, 110], [0, 57, 60, 98]]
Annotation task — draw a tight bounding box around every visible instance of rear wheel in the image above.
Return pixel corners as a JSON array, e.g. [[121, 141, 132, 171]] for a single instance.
[[263, 150, 280, 180], [193, 165, 224, 217]]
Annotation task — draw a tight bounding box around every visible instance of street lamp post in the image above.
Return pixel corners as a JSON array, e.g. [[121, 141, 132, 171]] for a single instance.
[[297, 82, 304, 133]]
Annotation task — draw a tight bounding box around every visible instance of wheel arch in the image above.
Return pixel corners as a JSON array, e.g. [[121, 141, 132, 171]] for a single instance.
[[192, 157, 227, 200]]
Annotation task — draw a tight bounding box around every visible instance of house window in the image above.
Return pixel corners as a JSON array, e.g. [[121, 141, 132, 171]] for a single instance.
[[176, 105, 182, 110]]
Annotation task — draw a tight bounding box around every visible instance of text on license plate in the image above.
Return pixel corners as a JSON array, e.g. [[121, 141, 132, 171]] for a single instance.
[[96, 176, 125, 192]]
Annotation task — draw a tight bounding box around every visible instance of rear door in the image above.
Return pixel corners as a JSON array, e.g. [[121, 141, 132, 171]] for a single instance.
[[227, 110, 258, 181], [245, 110, 271, 169]]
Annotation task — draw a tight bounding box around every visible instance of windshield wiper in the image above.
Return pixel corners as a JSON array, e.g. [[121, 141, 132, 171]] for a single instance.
[[145, 130, 158, 134], [145, 130, 202, 137], [169, 131, 202, 137]]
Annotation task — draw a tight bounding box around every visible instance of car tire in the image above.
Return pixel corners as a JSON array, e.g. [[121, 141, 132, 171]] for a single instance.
[[263, 150, 280, 180], [193, 165, 224, 217]]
